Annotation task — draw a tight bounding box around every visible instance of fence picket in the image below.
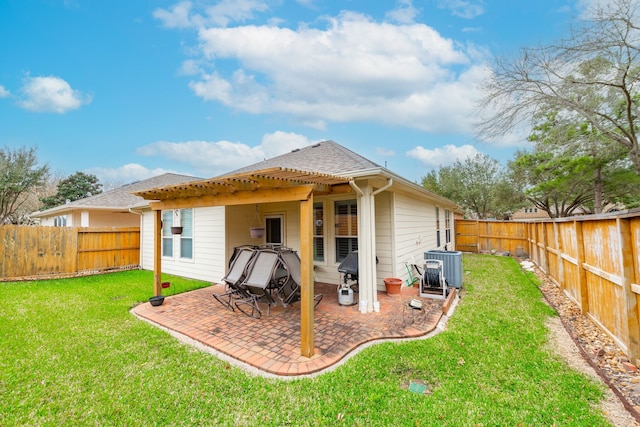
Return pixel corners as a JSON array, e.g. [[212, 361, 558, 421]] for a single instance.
[[0, 226, 140, 280], [455, 212, 640, 363]]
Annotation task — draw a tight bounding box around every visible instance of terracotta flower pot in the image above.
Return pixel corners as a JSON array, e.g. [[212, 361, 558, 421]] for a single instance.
[[384, 278, 402, 297]]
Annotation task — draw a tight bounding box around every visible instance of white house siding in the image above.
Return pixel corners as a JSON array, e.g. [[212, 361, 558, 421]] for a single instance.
[[392, 192, 439, 287], [373, 191, 393, 291], [140, 209, 154, 271], [141, 206, 226, 283], [85, 211, 140, 227], [39, 217, 56, 226], [225, 202, 300, 257]]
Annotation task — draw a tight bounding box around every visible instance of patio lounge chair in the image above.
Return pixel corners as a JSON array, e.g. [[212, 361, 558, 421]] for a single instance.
[[213, 247, 255, 311], [277, 249, 323, 308], [235, 249, 282, 319]]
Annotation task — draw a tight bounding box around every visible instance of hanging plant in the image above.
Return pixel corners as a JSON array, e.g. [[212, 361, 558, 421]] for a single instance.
[[250, 204, 265, 238]]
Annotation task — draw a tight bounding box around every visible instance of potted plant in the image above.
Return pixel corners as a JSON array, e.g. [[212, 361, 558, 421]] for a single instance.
[[384, 277, 402, 296]]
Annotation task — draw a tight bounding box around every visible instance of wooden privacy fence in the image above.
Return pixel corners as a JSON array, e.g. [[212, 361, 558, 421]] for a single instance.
[[456, 212, 640, 365], [0, 226, 140, 280]]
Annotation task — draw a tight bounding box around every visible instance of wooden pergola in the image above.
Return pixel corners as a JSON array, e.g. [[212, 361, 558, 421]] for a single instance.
[[134, 167, 352, 357]]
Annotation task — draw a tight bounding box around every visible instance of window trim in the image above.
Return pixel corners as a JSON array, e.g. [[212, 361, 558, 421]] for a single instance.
[[264, 214, 284, 247], [179, 208, 193, 260], [161, 210, 174, 258], [435, 206, 441, 248], [313, 202, 325, 263], [334, 199, 358, 263]]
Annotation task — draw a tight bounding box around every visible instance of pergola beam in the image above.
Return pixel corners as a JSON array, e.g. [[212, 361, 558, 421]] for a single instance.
[[153, 209, 162, 297], [148, 186, 315, 211]]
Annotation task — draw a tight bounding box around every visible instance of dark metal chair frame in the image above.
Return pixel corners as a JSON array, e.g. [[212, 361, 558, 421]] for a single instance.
[[212, 247, 256, 311]]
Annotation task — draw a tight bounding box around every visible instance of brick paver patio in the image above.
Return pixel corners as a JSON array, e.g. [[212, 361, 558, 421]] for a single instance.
[[133, 282, 456, 377]]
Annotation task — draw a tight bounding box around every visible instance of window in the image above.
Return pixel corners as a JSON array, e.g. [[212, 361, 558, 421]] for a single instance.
[[180, 209, 193, 260], [54, 215, 67, 227], [445, 209, 451, 245], [313, 202, 324, 262], [265, 215, 283, 247], [162, 210, 173, 257], [163, 209, 194, 259], [335, 200, 358, 262], [435, 207, 441, 248]]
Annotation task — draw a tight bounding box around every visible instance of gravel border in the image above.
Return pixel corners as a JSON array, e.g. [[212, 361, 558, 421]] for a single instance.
[[529, 262, 640, 426]]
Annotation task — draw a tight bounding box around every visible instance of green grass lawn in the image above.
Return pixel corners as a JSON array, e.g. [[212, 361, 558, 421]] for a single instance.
[[0, 255, 612, 426]]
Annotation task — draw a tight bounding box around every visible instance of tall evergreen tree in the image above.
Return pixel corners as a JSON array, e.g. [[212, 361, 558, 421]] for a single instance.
[[40, 171, 102, 210]]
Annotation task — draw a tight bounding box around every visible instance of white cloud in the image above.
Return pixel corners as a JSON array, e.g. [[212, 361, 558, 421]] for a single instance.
[[0, 85, 10, 98], [171, 10, 484, 133], [153, 1, 196, 28], [204, 0, 269, 27], [386, 0, 420, 24], [406, 144, 480, 168], [18, 76, 91, 113], [437, 0, 485, 19], [85, 163, 180, 183], [154, 0, 269, 29], [136, 131, 313, 176]]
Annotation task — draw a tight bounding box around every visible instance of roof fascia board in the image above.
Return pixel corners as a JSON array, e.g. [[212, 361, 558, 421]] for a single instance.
[[338, 168, 459, 208]]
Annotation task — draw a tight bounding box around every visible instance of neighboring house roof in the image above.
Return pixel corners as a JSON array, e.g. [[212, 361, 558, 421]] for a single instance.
[[224, 140, 381, 177], [31, 173, 199, 218]]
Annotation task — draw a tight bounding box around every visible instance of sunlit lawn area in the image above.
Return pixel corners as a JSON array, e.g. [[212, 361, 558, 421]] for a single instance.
[[0, 255, 612, 426]]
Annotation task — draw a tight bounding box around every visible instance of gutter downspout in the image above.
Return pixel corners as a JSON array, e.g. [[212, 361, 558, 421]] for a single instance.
[[370, 179, 393, 312]]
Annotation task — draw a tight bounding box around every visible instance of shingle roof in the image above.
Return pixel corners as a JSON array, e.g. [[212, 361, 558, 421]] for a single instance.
[[222, 140, 381, 177], [32, 173, 199, 216]]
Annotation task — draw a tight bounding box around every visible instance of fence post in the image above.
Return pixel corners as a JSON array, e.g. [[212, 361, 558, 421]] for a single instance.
[[618, 217, 640, 365], [153, 210, 163, 297]]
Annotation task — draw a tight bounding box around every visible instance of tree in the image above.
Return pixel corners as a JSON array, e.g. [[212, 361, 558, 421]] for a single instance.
[[421, 154, 526, 219], [509, 150, 594, 218], [478, 0, 640, 174], [40, 171, 102, 210], [511, 111, 640, 217], [0, 146, 50, 224]]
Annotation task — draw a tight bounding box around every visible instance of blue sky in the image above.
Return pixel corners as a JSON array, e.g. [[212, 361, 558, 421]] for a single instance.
[[0, 0, 595, 185]]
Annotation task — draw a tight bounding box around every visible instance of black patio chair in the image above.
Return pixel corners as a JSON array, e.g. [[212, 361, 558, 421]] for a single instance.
[[277, 249, 323, 308], [235, 249, 282, 319], [212, 247, 255, 311]]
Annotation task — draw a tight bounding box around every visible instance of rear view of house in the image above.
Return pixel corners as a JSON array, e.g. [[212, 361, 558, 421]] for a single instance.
[[134, 141, 459, 315]]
